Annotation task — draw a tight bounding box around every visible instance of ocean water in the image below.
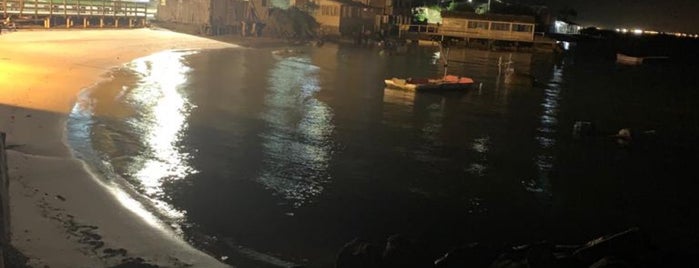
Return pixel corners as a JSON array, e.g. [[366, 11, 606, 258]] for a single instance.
[[67, 44, 699, 266]]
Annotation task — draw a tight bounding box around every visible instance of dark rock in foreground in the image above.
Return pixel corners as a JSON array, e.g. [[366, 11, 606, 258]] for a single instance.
[[337, 227, 664, 267]]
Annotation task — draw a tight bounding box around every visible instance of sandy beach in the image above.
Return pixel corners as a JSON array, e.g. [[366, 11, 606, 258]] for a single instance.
[[0, 28, 237, 267]]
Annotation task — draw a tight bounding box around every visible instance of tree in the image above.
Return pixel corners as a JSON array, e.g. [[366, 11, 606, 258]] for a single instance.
[[557, 6, 578, 20], [266, 7, 319, 40]]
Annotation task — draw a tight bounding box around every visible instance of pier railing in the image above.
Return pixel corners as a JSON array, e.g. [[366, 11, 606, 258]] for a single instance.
[[1, 0, 153, 28], [398, 23, 557, 45]]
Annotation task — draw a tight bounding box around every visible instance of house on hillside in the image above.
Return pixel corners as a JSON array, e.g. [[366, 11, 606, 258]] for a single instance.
[[551, 18, 581, 34], [293, 0, 380, 36], [157, 0, 271, 34], [353, 0, 414, 26]]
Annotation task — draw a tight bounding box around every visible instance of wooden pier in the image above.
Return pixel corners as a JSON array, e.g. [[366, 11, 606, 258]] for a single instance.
[[1, 0, 153, 29], [396, 12, 558, 51], [398, 23, 558, 51]]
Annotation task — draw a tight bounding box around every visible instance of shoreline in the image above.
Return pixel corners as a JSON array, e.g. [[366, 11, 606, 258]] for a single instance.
[[0, 28, 237, 267]]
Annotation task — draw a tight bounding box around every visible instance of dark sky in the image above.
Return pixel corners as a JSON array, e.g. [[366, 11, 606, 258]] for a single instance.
[[540, 0, 699, 33]]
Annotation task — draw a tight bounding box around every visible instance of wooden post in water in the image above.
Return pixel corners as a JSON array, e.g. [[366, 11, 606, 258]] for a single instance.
[[19, 0, 24, 17], [126, 2, 132, 28], [0, 133, 13, 268], [33, 0, 37, 20], [101, 0, 106, 28], [77, 0, 82, 28], [63, 0, 68, 28], [113, 0, 117, 28], [46, 0, 52, 28], [142, 3, 147, 27], [83, 17, 88, 28], [3, 0, 6, 18]]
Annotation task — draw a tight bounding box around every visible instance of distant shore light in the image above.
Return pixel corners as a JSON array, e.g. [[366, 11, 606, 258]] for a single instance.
[[632, 29, 643, 35]]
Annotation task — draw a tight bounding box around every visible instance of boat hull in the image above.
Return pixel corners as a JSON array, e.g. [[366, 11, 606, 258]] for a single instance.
[[384, 79, 473, 92], [616, 53, 643, 65]]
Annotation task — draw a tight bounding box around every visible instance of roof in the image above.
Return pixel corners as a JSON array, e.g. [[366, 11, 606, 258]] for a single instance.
[[556, 18, 579, 25], [322, 0, 372, 8], [441, 11, 536, 24]]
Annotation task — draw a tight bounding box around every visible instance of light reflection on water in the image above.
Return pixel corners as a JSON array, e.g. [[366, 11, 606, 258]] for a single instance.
[[525, 63, 564, 198], [128, 51, 198, 201], [68, 50, 199, 226], [67, 45, 699, 266], [258, 56, 334, 208]]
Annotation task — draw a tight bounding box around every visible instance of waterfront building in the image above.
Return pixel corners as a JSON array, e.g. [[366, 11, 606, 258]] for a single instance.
[[438, 11, 536, 42], [156, 0, 270, 35], [551, 18, 581, 35], [292, 0, 381, 36]]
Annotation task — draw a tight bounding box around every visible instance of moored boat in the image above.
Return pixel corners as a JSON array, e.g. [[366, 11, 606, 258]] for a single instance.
[[616, 53, 644, 65], [384, 75, 475, 92]]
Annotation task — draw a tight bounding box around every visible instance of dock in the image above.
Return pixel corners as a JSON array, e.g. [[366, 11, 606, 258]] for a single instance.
[[398, 23, 558, 51], [1, 0, 153, 29]]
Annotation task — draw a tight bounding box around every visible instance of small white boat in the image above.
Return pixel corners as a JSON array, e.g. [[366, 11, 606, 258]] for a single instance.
[[272, 49, 304, 56], [384, 75, 475, 92], [616, 53, 644, 65], [385, 42, 475, 92]]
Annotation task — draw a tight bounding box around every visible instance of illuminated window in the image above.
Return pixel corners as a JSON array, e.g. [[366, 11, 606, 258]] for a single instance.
[[490, 22, 510, 31], [321, 5, 338, 16], [467, 21, 488, 30], [512, 24, 532, 32]]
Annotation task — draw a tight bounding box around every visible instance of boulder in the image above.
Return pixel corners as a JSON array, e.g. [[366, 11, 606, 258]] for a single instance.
[[336, 238, 382, 268]]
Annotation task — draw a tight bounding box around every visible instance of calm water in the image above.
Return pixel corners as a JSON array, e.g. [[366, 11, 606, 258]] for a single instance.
[[68, 44, 699, 266]]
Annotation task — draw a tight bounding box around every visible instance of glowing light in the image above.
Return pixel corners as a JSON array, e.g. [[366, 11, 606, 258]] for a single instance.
[[129, 51, 196, 199], [615, 28, 620, 32], [258, 55, 334, 208], [561, 41, 570, 50], [621, 28, 628, 33], [632, 29, 643, 35], [118, 50, 199, 222]]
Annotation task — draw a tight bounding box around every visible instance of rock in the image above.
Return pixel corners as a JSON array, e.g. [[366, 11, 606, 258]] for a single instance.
[[335, 238, 382, 268], [525, 242, 557, 268], [382, 234, 431, 268], [573, 227, 647, 265], [434, 242, 494, 268], [614, 128, 632, 145], [589, 257, 632, 268], [573, 121, 596, 139]]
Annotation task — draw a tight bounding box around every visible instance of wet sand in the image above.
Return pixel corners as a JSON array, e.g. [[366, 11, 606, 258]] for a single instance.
[[0, 28, 236, 267]]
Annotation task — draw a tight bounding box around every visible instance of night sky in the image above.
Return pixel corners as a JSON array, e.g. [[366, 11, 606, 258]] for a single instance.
[[540, 0, 699, 33]]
